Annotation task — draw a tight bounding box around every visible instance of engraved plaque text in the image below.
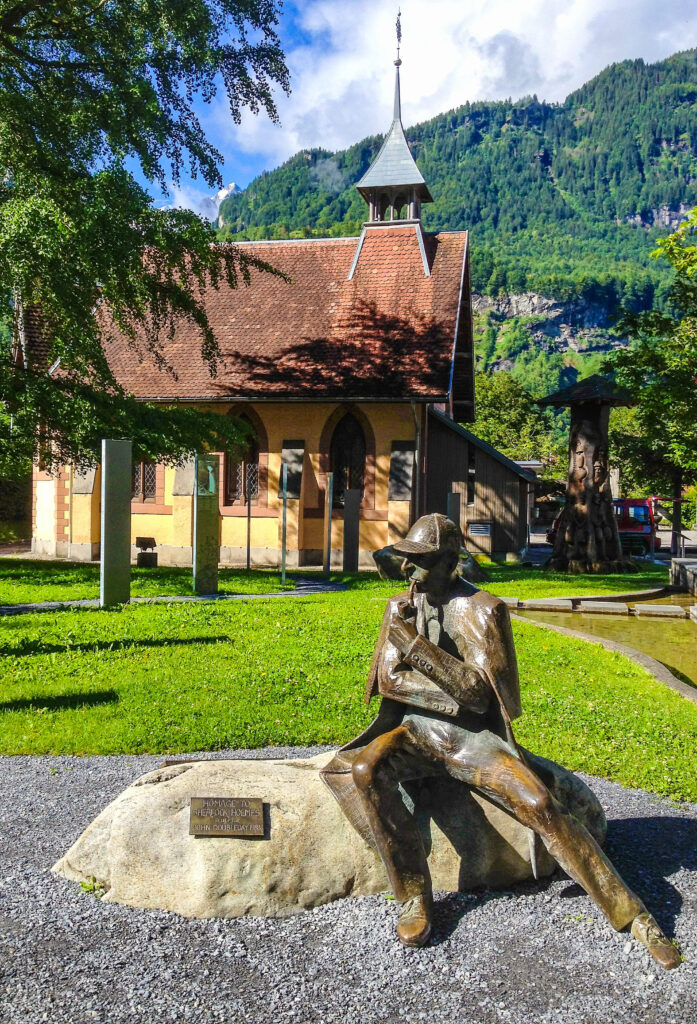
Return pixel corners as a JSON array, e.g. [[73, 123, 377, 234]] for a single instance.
[[189, 797, 264, 837]]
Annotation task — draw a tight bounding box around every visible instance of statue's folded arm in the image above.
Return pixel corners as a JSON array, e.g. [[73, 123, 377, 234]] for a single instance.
[[402, 634, 491, 713], [376, 637, 490, 716]]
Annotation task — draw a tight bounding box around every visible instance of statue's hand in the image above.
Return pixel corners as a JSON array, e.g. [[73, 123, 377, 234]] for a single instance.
[[388, 615, 418, 655], [395, 597, 416, 620]]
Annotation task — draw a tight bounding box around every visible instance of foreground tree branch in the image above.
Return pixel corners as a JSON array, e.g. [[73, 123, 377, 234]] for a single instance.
[[0, 0, 290, 475]]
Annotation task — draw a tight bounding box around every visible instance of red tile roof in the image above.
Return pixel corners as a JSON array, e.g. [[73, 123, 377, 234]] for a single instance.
[[104, 224, 473, 409]]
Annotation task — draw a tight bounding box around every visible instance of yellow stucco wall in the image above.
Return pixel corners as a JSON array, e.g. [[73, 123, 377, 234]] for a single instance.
[[219, 515, 278, 549], [71, 466, 101, 545], [34, 480, 55, 541], [131, 512, 174, 546], [241, 403, 411, 501], [49, 402, 416, 562], [212, 401, 415, 558]]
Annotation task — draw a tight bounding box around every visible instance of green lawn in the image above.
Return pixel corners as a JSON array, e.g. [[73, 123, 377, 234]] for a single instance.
[[479, 562, 669, 600], [1, 589, 695, 802], [0, 559, 296, 604], [0, 558, 669, 606]]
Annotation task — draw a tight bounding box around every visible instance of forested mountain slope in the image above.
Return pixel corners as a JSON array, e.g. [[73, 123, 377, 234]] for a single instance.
[[219, 50, 697, 304], [218, 50, 697, 396]]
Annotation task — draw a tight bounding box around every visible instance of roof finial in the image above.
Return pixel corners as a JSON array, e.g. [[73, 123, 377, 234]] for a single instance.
[[393, 8, 402, 121]]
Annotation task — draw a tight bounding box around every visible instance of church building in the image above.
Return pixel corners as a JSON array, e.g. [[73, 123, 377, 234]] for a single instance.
[[31, 56, 534, 567]]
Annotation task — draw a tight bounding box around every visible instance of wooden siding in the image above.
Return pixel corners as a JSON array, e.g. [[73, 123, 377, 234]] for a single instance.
[[425, 413, 528, 555]]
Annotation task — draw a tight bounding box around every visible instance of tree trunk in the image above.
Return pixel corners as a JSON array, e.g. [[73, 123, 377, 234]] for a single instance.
[[547, 402, 633, 574], [670, 468, 683, 557]]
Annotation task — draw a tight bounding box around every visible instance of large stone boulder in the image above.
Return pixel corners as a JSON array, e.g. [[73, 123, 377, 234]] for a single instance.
[[53, 751, 605, 920]]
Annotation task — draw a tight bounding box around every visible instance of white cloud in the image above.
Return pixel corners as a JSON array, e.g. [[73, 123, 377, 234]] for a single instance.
[[175, 0, 697, 206], [158, 181, 242, 222]]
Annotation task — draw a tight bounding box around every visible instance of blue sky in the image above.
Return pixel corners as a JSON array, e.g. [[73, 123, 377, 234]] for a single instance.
[[148, 0, 697, 216]]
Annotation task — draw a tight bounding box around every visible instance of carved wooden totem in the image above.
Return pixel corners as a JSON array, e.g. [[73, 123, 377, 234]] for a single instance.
[[539, 375, 635, 574]]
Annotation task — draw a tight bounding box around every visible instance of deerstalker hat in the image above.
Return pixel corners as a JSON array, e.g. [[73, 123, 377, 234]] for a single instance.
[[393, 513, 462, 556]]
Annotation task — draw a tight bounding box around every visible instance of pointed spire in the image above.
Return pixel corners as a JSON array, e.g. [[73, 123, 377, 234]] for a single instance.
[[393, 62, 401, 122], [394, 9, 402, 121], [354, 8, 433, 219]]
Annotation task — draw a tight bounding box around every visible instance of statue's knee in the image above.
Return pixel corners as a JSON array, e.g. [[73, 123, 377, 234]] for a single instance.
[[525, 784, 556, 824], [352, 757, 373, 793]]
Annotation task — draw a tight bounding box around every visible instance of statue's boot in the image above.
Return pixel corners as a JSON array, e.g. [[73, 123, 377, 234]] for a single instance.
[[397, 893, 433, 948], [630, 913, 681, 970]]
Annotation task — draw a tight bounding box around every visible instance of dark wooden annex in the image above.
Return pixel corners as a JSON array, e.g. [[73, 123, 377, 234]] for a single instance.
[[425, 409, 537, 558]]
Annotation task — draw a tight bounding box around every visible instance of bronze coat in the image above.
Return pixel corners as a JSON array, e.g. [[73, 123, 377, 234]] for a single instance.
[[320, 581, 523, 849]]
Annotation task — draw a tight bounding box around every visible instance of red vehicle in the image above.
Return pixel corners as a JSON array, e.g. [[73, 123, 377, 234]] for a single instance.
[[545, 498, 661, 555], [613, 498, 661, 554]]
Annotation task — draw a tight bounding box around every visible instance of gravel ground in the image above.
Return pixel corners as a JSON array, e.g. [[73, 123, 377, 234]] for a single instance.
[[1, 746, 696, 1024]]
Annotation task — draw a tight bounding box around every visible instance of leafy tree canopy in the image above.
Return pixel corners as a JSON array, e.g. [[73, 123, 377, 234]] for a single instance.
[[606, 210, 697, 550], [469, 371, 566, 474], [0, 0, 289, 474]]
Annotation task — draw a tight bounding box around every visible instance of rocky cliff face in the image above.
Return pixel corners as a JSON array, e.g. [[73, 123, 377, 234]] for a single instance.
[[473, 291, 626, 372], [624, 203, 691, 230]]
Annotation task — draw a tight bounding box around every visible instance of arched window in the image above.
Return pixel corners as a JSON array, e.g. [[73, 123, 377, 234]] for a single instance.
[[225, 417, 259, 505], [330, 413, 366, 507], [393, 193, 408, 220]]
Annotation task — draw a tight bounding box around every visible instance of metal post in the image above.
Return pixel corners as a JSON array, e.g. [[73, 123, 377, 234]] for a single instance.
[[281, 462, 288, 587], [323, 471, 334, 577], [246, 486, 252, 571], [193, 454, 199, 581], [410, 402, 421, 524], [342, 489, 361, 574]]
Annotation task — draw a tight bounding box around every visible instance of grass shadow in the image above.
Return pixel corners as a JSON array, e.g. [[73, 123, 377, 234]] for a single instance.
[[2, 635, 227, 658], [0, 689, 119, 713]]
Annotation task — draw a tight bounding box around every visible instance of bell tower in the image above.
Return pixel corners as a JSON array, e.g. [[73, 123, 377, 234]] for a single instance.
[[355, 12, 433, 223]]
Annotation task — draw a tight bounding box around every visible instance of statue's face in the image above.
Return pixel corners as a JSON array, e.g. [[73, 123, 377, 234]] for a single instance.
[[593, 447, 607, 485], [400, 549, 453, 591]]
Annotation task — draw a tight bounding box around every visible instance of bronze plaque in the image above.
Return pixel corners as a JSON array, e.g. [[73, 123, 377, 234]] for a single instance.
[[189, 797, 264, 837]]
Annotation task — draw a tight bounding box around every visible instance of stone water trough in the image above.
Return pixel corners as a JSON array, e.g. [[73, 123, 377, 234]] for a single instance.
[[53, 752, 606, 919]]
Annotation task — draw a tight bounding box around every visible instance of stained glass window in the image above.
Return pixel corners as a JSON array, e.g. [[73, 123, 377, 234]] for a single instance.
[[132, 461, 157, 503], [330, 413, 366, 507], [224, 418, 260, 504]]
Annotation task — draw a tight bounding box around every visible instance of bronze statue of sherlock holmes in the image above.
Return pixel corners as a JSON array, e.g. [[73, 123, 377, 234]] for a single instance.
[[321, 514, 680, 969]]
